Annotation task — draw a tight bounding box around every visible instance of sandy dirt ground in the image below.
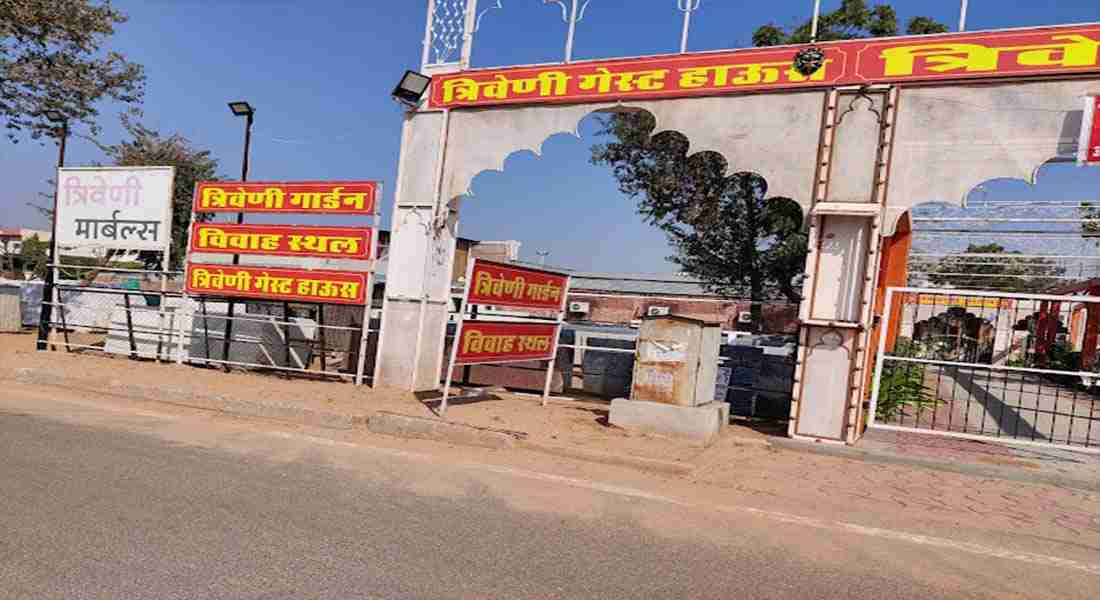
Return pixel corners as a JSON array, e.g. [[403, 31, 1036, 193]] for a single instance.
[[4, 330, 1099, 573], [0, 332, 723, 464]]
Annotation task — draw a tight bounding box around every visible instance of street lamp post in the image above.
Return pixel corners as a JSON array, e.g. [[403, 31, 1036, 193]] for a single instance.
[[36, 111, 68, 351], [220, 101, 254, 367]]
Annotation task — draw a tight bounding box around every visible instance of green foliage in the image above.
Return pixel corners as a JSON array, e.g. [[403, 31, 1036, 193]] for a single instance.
[[0, 0, 145, 142], [753, 0, 947, 46], [927, 243, 1064, 294], [906, 16, 950, 36], [92, 116, 221, 269], [591, 6, 949, 312], [876, 338, 938, 420], [18, 234, 48, 279], [590, 111, 807, 308]]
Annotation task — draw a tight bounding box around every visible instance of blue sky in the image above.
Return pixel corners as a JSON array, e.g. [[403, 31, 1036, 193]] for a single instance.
[[2, 1, 1100, 273]]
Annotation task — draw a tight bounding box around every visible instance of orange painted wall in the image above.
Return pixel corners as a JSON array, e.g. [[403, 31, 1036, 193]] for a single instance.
[[861, 213, 912, 426]]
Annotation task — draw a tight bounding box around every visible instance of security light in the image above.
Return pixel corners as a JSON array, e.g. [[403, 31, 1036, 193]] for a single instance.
[[228, 101, 255, 117], [392, 70, 432, 107]]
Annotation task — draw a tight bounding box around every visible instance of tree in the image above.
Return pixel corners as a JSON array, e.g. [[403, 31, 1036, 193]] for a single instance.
[[590, 3, 949, 318], [18, 234, 48, 279], [591, 111, 806, 314], [753, 0, 948, 47], [93, 116, 220, 269], [927, 243, 1065, 293], [1, 0, 145, 142]]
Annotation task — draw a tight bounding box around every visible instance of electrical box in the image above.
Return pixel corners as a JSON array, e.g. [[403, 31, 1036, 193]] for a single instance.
[[631, 315, 721, 407], [647, 305, 671, 317], [568, 301, 590, 314]]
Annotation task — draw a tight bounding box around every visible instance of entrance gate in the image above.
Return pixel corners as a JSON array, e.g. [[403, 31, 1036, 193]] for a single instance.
[[869, 287, 1100, 451], [378, 1, 1100, 446]]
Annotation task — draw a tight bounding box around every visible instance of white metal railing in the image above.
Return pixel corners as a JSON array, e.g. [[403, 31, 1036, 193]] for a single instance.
[[868, 287, 1100, 453]]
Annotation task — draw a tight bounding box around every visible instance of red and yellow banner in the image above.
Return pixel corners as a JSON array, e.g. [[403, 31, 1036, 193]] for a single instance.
[[454, 321, 558, 365], [467, 260, 568, 311], [185, 264, 368, 305], [430, 24, 1100, 108], [907, 294, 1013, 310], [1083, 96, 1100, 165], [191, 224, 373, 260], [193, 181, 378, 215]]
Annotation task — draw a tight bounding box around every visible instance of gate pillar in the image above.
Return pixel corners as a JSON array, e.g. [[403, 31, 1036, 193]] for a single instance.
[[790, 88, 898, 444], [375, 110, 460, 391]]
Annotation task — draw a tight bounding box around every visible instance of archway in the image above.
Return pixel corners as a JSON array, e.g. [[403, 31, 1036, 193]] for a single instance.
[[434, 108, 808, 405], [379, 7, 1100, 448]]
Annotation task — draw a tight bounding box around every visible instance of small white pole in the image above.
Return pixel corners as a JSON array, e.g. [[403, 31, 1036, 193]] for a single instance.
[[958, 0, 969, 32], [678, 0, 698, 54], [354, 273, 374, 386], [541, 274, 572, 407], [810, 0, 822, 42], [421, 0, 437, 67], [441, 257, 475, 415], [867, 288, 896, 427], [564, 0, 579, 63]]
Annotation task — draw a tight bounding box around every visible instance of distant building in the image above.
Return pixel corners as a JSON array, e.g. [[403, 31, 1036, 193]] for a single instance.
[[563, 271, 799, 334], [0, 228, 50, 257]]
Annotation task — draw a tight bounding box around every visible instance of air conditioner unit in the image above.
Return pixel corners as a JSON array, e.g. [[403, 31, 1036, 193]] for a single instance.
[[738, 311, 753, 323], [647, 306, 671, 317], [568, 301, 590, 314]]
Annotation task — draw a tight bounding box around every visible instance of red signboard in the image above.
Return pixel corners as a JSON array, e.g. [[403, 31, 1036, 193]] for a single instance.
[[453, 320, 558, 365], [185, 264, 368, 305], [1082, 95, 1100, 165], [191, 224, 374, 260], [430, 24, 1100, 108], [193, 181, 378, 215], [466, 260, 569, 311]]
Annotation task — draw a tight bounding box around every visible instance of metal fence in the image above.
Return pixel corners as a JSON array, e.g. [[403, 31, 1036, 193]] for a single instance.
[[41, 265, 377, 384], [870, 287, 1100, 451], [443, 320, 796, 419]]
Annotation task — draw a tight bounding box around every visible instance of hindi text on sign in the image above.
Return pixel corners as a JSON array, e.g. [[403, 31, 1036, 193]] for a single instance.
[[193, 181, 379, 215], [191, 224, 373, 260], [454, 321, 559, 365], [431, 24, 1100, 109], [55, 167, 174, 252], [186, 264, 368, 305], [467, 260, 569, 311]]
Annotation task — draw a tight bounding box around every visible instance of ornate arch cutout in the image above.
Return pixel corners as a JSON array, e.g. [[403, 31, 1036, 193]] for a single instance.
[[888, 80, 1097, 212], [443, 91, 826, 211]]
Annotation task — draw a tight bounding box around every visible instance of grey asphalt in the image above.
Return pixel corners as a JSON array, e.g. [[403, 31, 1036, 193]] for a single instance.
[[0, 389, 1094, 599]]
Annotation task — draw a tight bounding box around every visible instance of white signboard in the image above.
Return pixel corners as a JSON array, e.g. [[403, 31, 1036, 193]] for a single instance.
[[55, 166, 175, 252]]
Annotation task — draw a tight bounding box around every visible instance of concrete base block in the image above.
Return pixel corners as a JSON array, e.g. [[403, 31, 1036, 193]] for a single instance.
[[609, 399, 725, 446]]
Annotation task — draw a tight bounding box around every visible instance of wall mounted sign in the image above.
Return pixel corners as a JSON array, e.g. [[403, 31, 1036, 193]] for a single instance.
[[466, 260, 569, 311], [1080, 95, 1100, 165], [193, 181, 379, 215], [190, 224, 374, 260], [185, 264, 368, 305], [431, 24, 1100, 109], [55, 167, 175, 252]]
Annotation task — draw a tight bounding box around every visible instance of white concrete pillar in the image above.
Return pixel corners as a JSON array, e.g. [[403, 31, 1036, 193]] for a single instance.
[[375, 109, 460, 391], [791, 89, 895, 444]]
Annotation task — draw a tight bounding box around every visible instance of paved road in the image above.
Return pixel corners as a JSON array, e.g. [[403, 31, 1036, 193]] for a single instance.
[[0, 387, 1096, 599]]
